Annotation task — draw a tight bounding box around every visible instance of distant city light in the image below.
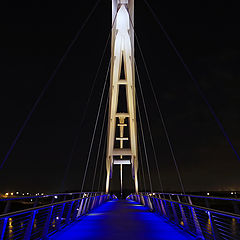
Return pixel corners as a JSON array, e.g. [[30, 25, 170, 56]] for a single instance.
[[11, 193, 13, 196], [56, 217, 59, 220], [27, 193, 29, 195], [30, 199, 33, 202], [23, 193, 25, 195], [207, 193, 210, 196], [5, 193, 9, 196], [41, 193, 44, 196], [16, 192, 19, 194], [231, 192, 234, 195], [54, 196, 58, 199]]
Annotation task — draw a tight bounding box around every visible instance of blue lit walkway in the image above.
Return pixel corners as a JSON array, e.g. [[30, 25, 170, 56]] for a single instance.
[[50, 200, 195, 240]]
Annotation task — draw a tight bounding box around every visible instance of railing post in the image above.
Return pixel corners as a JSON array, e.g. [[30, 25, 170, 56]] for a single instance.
[[82, 198, 89, 215], [24, 210, 37, 240], [170, 202, 179, 223], [66, 201, 75, 225], [155, 198, 162, 214], [77, 199, 84, 218], [152, 198, 158, 211], [208, 211, 220, 240], [176, 195, 189, 229], [0, 218, 8, 240], [42, 206, 54, 239], [55, 203, 66, 231], [91, 194, 96, 209], [147, 196, 153, 210], [159, 199, 167, 217], [72, 200, 80, 221], [86, 195, 92, 212], [188, 196, 204, 238], [99, 193, 105, 205], [163, 200, 171, 219], [176, 200, 189, 231], [85, 194, 92, 212]]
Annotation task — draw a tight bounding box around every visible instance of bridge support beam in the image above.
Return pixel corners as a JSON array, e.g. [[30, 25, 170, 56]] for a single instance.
[[106, 0, 138, 194]]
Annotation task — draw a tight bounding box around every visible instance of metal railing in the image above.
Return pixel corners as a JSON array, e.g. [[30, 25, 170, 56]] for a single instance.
[[129, 193, 240, 240], [0, 193, 110, 240], [0, 192, 101, 214], [152, 192, 240, 215]]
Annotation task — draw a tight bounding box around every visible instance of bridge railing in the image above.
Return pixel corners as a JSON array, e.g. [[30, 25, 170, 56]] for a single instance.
[[0, 192, 102, 214], [154, 192, 240, 214], [0, 193, 110, 240], [129, 193, 240, 240]]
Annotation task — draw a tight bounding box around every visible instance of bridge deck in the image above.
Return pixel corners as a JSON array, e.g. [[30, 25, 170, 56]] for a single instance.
[[50, 199, 195, 240]]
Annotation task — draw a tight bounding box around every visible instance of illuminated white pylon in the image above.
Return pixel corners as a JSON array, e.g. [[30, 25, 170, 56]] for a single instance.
[[106, 0, 138, 193]]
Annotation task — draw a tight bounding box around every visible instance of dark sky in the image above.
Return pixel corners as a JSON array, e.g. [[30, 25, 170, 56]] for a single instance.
[[0, 1, 239, 194]]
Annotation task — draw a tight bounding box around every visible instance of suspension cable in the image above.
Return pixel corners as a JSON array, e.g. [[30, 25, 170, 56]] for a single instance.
[[100, 170, 106, 193], [97, 134, 107, 192], [91, 96, 108, 192], [137, 132, 147, 192], [80, 60, 110, 193], [135, 61, 164, 193], [142, 0, 240, 162], [136, 94, 153, 193], [60, 32, 111, 192], [0, 0, 102, 170], [135, 50, 186, 195], [60, 10, 120, 192], [127, 14, 186, 194]]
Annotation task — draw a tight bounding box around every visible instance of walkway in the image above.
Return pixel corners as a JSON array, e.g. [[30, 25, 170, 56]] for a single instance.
[[50, 199, 195, 240]]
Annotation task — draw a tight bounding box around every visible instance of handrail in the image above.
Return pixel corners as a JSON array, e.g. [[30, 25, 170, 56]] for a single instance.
[[0, 195, 103, 218], [138, 192, 240, 215], [129, 193, 240, 240], [0, 192, 104, 215], [0, 191, 102, 201], [0, 192, 110, 240], [154, 197, 240, 219], [138, 192, 240, 202], [153, 192, 240, 202]]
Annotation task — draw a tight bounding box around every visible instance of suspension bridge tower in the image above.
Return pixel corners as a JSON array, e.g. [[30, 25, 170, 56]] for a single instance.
[[105, 0, 138, 194]]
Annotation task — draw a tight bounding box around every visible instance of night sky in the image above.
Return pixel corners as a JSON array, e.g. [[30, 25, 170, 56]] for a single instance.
[[0, 1, 239, 194]]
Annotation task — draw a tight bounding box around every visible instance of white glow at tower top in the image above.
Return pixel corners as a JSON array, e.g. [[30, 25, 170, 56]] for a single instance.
[[116, 5, 130, 33]]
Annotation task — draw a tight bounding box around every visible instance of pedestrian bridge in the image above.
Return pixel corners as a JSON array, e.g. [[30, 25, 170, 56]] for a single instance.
[[1, 0, 240, 240], [0, 192, 240, 239]]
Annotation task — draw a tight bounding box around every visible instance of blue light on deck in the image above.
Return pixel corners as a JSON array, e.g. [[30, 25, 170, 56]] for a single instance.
[[50, 200, 195, 240]]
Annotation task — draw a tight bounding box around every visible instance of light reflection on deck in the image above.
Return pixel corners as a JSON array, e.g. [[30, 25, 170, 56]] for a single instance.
[[50, 200, 195, 240]]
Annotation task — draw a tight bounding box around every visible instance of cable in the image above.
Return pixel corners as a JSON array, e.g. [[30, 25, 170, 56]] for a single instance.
[[60, 29, 111, 192], [127, 13, 185, 194], [91, 96, 108, 192], [135, 47, 186, 195], [138, 133, 147, 192], [97, 134, 107, 192], [0, 0, 102, 170], [80, 60, 110, 193], [136, 94, 153, 193], [142, 0, 240, 162], [59, 9, 119, 191], [135, 60, 164, 193]]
